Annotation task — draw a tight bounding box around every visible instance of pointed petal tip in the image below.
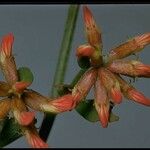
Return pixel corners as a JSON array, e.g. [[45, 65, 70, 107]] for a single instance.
[[135, 63, 150, 77], [30, 136, 48, 148], [99, 106, 109, 128], [83, 5, 93, 25], [128, 89, 150, 106], [45, 94, 76, 113], [135, 33, 150, 46], [26, 130, 48, 148], [1, 33, 14, 57], [95, 103, 109, 128]]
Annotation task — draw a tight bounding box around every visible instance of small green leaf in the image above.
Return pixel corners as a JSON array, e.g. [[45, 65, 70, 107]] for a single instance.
[[76, 100, 99, 122], [75, 100, 119, 123], [109, 112, 119, 122], [0, 118, 22, 147], [18, 67, 34, 83], [77, 57, 91, 69]]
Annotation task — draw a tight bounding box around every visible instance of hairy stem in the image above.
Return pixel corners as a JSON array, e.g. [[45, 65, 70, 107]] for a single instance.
[[39, 5, 80, 142]]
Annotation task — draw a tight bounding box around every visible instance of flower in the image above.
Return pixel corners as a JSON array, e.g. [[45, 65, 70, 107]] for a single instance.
[[0, 33, 75, 148], [69, 6, 150, 128]]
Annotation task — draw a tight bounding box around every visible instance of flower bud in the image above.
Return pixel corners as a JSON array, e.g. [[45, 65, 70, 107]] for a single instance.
[[94, 77, 109, 128], [99, 68, 122, 104], [83, 6, 102, 50], [0, 33, 14, 59], [76, 44, 95, 58], [0, 98, 11, 119], [72, 68, 97, 104], [107, 60, 150, 78], [108, 33, 150, 62], [128, 89, 150, 106], [0, 33, 18, 85], [116, 75, 150, 106]]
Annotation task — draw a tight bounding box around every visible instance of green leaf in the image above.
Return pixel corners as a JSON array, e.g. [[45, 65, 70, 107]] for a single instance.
[[109, 112, 119, 122], [76, 100, 99, 122], [76, 100, 119, 123], [0, 120, 5, 133], [18, 67, 34, 83], [0, 118, 22, 147]]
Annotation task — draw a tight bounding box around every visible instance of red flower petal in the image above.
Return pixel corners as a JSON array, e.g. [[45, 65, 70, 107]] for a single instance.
[[19, 111, 35, 126], [128, 89, 150, 106], [48, 94, 75, 113], [110, 87, 122, 104], [99, 105, 109, 128], [1, 33, 14, 57]]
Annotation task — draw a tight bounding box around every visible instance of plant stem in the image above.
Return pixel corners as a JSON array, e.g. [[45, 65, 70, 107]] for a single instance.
[[39, 5, 79, 142]]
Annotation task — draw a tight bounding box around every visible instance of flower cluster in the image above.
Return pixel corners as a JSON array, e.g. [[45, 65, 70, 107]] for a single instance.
[[0, 33, 75, 148], [0, 5, 150, 148], [68, 6, 150, 128]]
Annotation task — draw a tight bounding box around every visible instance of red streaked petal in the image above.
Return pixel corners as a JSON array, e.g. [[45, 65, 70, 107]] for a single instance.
[[48, 94, 75, 113], [1, 33, 14, 57], [108, 33, 150, 62], [83, 6, 102, 49], [128, 89, 150, 106], [135, 63, 150, 77], [134, 32, 150, 46], [111, 87, 122, 104], [30, 135, 48, 148], [99, 105, 109, 128], [25, 127, 48, 148], [83, 5, 93, 26], [107, 60, 150, 78], [72, 68, 97, 102], [19, 111, 35, 126], [95, 102, 109, 128]]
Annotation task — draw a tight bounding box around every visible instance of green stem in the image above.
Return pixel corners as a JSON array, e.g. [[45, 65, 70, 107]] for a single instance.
[[39, 5, 80, 142]]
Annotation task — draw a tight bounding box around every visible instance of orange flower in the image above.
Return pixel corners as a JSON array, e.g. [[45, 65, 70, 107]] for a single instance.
[[69, 5, 150, 127], [0, 33, 81, 148]]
